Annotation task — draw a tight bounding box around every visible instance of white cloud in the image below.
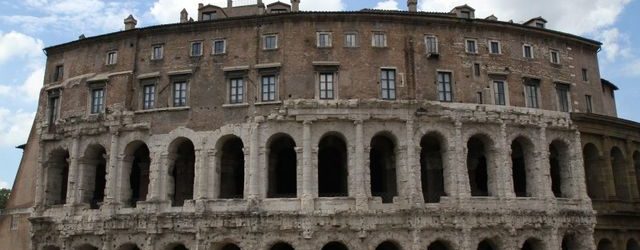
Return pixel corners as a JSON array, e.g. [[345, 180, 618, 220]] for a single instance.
[[20, 67, 45, 100], [622, 59, 640, 77], [0, 108, 35, 148], [374, 0, 400, 10], [0, 31, 44, 65], [0, 180, 10, 189], [597, 28, 631, 62], [0, 85, 11, 96]]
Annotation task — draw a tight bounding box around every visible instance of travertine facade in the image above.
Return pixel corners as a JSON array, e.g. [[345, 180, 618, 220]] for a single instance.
[[1, 1, 640, 250]]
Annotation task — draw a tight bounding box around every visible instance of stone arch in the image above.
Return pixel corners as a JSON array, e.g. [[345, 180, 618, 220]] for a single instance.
[[635, 151, 640, 199], [467, 134, 495, 197], [583, 143, 605, 199], [267, 133, 297, 198], [375, 240, 401, 250], [550, 140, 571, 198], [269, 242, 294, 250], [45, 148, 70, 206], [561, 234, 579, 250], [628, 239, 640, 250], [511, 136, 535, 197], [122, 141, 151, 207], [427, 240, 452, 250], [477, 239, 498, 250], [117, 243, 141, 250], [75, 244, 99, 250], [370, 132, 398, 203], [322, 241, 349, 250], [168, 137, 195, 206], [318, 132, 349, 197], [82, 144, 107, 209], [217, 135, 245, 199], [520, 238, 544, 250], [420, 132, 446, 203], [597, 239, 614, 250], [611, 146, 631, 200]]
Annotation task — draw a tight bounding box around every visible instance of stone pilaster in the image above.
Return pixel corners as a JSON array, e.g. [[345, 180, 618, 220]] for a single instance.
[[573, 131, 590, 200], [104, 129, 120, 205], [208, 149, 219, 199], [301, 120, 314, 211], [454, 120, 470, 198], [354, 119, 367, 210], [247, 121, 261, 200], [66, 134, 81, 205], [194, 144, 208, 200], [496, 121, 512, 198], [404, 119, 419, 204], [601, 136, 617, 199], [537, 125, 554, 198]]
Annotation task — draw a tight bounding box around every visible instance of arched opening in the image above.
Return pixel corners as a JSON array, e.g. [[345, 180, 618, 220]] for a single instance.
[[635, 152, 640, 199], [628, 239, 640, 250], [583, 143, 605, 199], [270, 242, 294, 250], [597, 239, 614, 250], [375, 241, 400, 250], [467, 135, 492, 197], [169, 138, 195, 206], [427, 241, 450, 250], [420, 133, 446, 203], [370, 134, 398, 203], [75, 245, 99, 250], [550, 140, 570, 198], [521, 238, 543, 250], [611, 147, 630, 200], [169, 244, 189, 250], [83, 144, 107, 209], [477, 239, 497, 250], [561, 234, 578, 250], [43, 246, 61, 250], [321, 242, 349, 250], [511, 137, 534, 197], [117, 244, 141, 250], [45, 149, 69, 206], [219, 136, 245, 199], [267, 134, 297, 198], [126, 142, 150, 207], [220, 243, 240, 250], [318, 133, 348, 197]]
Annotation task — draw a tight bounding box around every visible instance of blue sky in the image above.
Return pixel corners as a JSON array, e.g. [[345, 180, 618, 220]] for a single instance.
[[0, 0, 638, 189]]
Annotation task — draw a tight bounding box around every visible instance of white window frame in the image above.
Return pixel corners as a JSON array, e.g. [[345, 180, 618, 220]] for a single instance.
[[229, 77, 245, 104], [260, 74, 278, 102], [436, 70, 454, 102], [190, 41, 203, 57], [465, 39, 478, 54], [151, 44, 164, 60], [523, 79, 541, 109], [491, 80, 509, 106], [171, 78, 189, 107], [550, 50, 560, 64], [380, 67, 397, 100], [213, 39, 226, 55], [88, 84, 106, 115], [317, 32, 333, 48], [523, 44, 534, 59], [425, 35, 439, 54], [317, 71, 337, 100], [344, 32, 358, 48], [263, 34, 279, 50], [488, 40, 501, 54], [140, 79, 157, 110], [372, 32, 387, 48], [106, 51, 118, 65]]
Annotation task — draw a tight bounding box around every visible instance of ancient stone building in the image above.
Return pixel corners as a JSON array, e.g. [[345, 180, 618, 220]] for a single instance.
[[1, 0, 639, 249]]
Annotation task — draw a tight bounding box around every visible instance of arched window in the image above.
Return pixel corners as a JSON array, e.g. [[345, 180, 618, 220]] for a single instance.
[[611, 147, 630, 200], [221, 243, 240, 250], [219, 136, 245, 199], [168, 138, 195, 206], [375, 241, 400, 250], [597, 239, 614, 250], [511, 137, 534, 197], [420, 133, 446, 203], [318, 133, 348, 197], [635, 152, 640, 199], [267, 134, 297, 198], [628, 239, 640, 250], [550, 140, 570, 198], [561, 234, 578, 250], [583, 144, 605, 199], [370, 134, 397, 203], [521, 238, 543, 250], [467, 135, 492, 197], [322, 242, 349, 250], [427, 241, 450, 250], [123, 142, 150, 207], [45, 149, 69, 206], [82, 144, 107, 209], [270, 242, 294, 250], [117, 244, 141, 250]]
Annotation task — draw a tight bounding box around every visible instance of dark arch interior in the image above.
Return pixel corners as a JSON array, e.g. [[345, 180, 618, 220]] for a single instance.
[[270, 242, 294, 250], [43, 246, 61, 250], [562, 234, 578, 250], [318, 134, 348, 197], [628, 239, 640, 250], [477, 240, 495, 250], [583, 144, 604, 199], [550, 141, 568, 198], [375, 241, 399, 250], [118, 244, 141, 250], [598, 239, 614, 250], [172, 244, 189, 250], [220, 137, 245, 199], [85, 145, 107, 209], [428, 241, 449, 250], [421, 134, 445, 203], [129, 144, 150, 207], [370, 135, 398, 203], [76, 245, 99, 250], [611, 147, 630, 200], [171, 139, 195, 206], [521, 239, 542, 250], [322, 242, 349, 250], [511, 139, 528, 197], [221, 243, 240, 250], [268, 135, 297, 198], [47, 149, 69, 206], [468, 136, 489, 197]]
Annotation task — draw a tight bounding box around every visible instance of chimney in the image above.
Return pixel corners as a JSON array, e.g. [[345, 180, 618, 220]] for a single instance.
[[291, 0, 300, 11], [124, 15, 137, 30], [227, 0, 232, 8], [408, 0, 417, 12], [180, 9, 188, 23]]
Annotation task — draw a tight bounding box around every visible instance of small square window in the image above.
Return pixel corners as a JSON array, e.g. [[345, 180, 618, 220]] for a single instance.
[[425, 35, 438, 54], [550, 50, 560, 64], [54, 65, 64, 82], [263, 34, 278, 50], [465, 39, 478, 54], [523, 45, 534, 59], [489, 41, 501, 54], [213, 39, 226, 54], [345, 33, 358, 47], [191, 42, 203, 57], [317, 32, 332, 48], [372, 32, 387, 48], [152, 45, 164, 60], [106, 51, 117, 65]]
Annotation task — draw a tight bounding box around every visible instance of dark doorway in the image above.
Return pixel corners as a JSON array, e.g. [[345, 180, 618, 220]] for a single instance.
[[370, 134, 397, 203], [468, 136, 490, 197], [47, 149, 69, 205], [511, 139, 528, 197], [170, 139, 195, 206], [318, 134, 348, 197], [321, 242, 348, 250], [598, 239, 614, 250], [477, 240, 496, 250], [550, 141, 569, 198], [611, 147, 630, 200], [375, 241, 399, 250], [428, 241, 450, 250], [420, 133, 445, 203], [221, 244, 240, 250], [219, 136, 245, 199], [270, 242, 294, 250], [84, 145, 107, 209], [583, 144, 604, 199], [172, 244, 189, 250], [129, 143, 150, 207], [268, 134, 297, 198]]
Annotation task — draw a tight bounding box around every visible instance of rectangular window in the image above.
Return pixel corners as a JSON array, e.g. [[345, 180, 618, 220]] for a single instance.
[[550, 50, 560, 64], [10, 215, 17, 231], [229, 78, 244, 104], [536, 22, 545, 28], [425, 35, 438, 54], [345, 33, 358, 47], [489, 41, 501, 54], [142, 84, 156, 110], [152, 45, 164, 60], [202, 12, 215, 21], [91, 88, 105, 114], [380, 69, 396, 100], [582, 68, 589, 81], [372, 32, 387, 48], [556, 84, 570, 112], [106, 51, 117, 65], [437, 72, 453, 102], [476, 92, 483, 104], [493, 80, 506, 106], [264, 34, 278, 50], [191, 42, 203, 56], [466, 39, 477, 54], [586, 95, 593, 113], [524, 79, 540, 108], [317, 32, 332, 48], [523, 45, 533, 59], [48, 91, 60, 124], [261, 75, 277, 102], [473, 63, 481, 77], [319, 72, 335, 100], [54, 65, 64, 81], [173, 81, 188, 107], [213, 39, 226, 54]]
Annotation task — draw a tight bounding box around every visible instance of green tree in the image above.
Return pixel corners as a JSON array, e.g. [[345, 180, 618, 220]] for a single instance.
[[0, 189, 10, 209]]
